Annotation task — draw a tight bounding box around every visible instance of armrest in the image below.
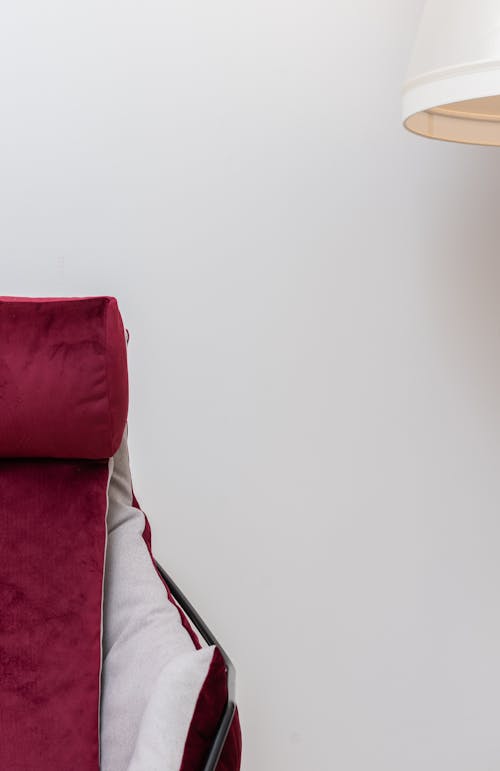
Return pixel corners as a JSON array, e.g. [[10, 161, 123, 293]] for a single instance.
[[154, 562, 237, 771]]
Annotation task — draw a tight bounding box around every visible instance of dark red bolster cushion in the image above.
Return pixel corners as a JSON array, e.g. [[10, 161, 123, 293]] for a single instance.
[[0, 296, 128, 459]]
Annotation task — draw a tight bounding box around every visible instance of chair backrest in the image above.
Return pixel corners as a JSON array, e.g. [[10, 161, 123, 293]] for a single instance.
[[0, 295, 242, 771], [0, 296, 128, 770]]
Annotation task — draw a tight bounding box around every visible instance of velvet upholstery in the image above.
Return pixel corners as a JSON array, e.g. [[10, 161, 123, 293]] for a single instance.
[[0, 458, 109, 770], [0, 296, 128, 459], [216, 709, 243, 771]]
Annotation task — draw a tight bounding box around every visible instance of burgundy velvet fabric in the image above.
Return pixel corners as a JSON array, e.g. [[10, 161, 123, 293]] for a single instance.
[[0, 296, 128, 459], [0, 459, 109, 771], [216, 710, 242, 771]]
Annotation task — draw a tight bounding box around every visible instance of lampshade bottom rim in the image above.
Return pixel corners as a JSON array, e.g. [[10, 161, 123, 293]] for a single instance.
[[404, 105, 500, 147]]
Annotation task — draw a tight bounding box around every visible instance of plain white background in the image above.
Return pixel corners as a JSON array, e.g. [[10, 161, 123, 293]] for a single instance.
[[2, 1, 500, 768]]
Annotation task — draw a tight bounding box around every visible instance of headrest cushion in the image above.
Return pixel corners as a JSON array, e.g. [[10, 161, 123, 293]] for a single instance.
[[0, 296, 128, 459]]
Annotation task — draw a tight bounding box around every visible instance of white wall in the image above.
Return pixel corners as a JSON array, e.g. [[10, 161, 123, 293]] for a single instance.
[[2, 2, 500, 769]]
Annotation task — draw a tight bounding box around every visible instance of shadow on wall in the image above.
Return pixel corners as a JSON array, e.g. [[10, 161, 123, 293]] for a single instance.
[[416, 144, 500, 437]]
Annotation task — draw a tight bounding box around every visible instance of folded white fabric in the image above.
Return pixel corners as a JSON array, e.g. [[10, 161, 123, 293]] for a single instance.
[[127, 648, 215, 771]]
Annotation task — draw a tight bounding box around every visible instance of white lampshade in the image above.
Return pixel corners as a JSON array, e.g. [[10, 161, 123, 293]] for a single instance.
[[403, 1, 500, 145]]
